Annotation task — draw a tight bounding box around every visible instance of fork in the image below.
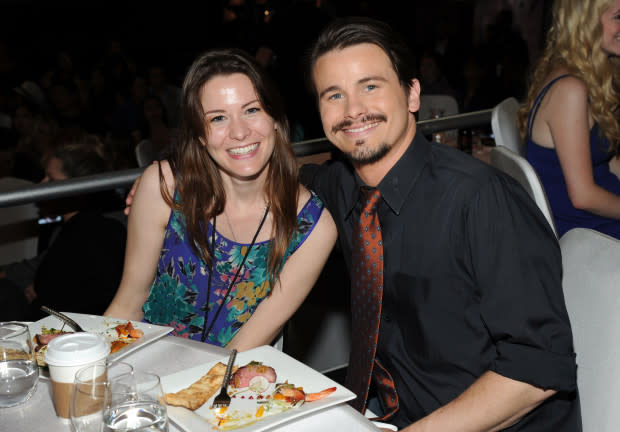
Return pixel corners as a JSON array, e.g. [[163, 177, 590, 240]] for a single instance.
[[211, 349, 237, 408], [40, 305, 86, 332]]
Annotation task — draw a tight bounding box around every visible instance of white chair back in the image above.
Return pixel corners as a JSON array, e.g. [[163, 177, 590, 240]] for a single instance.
[[489, 146, 557, 237], [419, 94, 460, 141], [418, 94, 459, 121], [491, 97, 525, 156], [560, 228, 620, 432], [135, 139, 156, 167]]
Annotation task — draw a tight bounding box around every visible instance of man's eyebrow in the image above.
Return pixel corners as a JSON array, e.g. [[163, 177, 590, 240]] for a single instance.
[[318, 85, 341, 100], [318, 76, 389, 99]]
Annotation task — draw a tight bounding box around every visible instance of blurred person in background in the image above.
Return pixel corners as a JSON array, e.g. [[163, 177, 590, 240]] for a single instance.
[[519, 0, 620, 239], [0, 138, 126, 321]]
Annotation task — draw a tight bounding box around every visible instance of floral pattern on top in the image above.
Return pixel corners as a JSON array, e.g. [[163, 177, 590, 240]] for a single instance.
[[142, 192, 325, 346]]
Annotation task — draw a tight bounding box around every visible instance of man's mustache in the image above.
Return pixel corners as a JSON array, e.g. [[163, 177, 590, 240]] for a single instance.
[[331, 114, 387, 134]]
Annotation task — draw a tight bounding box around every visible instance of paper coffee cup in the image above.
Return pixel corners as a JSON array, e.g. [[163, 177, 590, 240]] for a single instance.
[[44, 333, 110, 420]]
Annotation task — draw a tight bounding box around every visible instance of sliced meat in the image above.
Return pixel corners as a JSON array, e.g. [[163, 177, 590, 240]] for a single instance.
[[231, 362, 277, 388], [35, 332, 70, 346]]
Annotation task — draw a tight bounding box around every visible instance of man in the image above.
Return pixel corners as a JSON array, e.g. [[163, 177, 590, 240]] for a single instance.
[[300, 16, 580, 431], [125, 16, 580, 430]]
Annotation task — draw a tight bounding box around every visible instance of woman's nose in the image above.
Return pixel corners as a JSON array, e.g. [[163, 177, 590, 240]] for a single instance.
[[229, 117, 251, 140]]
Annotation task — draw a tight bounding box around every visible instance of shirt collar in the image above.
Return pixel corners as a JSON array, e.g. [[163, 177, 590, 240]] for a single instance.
[[344, 131, 432, 217]]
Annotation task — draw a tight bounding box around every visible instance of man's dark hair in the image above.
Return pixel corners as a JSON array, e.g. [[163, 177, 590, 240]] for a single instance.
[[306, 16, 416, 98]]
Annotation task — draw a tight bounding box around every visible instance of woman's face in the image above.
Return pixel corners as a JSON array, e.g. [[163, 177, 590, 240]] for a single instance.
[[601, 0, 620, 56], [200, 73, 276, 181]]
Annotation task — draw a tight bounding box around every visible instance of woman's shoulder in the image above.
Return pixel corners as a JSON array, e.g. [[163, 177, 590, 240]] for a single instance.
[[296, 185, 324, 214], [537, 72, 588, 118], [141, 160, 176, 197]]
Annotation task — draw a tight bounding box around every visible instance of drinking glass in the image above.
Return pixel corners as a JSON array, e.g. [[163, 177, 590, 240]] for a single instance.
[[104, 371, 168, 432], [0, 322, 39, 407], [70, 361, 133, 432]]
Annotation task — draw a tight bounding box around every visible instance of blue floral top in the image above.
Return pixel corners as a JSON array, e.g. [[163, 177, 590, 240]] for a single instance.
[[142, 192, 325, 346]]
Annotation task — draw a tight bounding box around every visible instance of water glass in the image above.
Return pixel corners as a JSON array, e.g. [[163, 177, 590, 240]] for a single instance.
[[0, 322, 39, 408], [70, 361, 134, 432], [104, 371, 168, 432]]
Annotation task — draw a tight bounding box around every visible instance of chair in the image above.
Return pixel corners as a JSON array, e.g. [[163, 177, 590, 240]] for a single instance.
[[491, 97, 525, 156], [489, 146, 558, 237], [418, 94, 459, 121], [418, 94, 460, 142], [0, 177, 39, 265], [135, 139, 156, 167], [284, 248, 352, 374], [560, 228, 620, 432]]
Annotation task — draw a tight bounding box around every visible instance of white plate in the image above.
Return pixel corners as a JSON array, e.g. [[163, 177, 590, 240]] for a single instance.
[[161, 345, 356, 432], [28, 312, 174, 378]]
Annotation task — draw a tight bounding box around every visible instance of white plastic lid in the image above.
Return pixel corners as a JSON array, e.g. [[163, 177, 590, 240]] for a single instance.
[[44, 333, 110, 366]]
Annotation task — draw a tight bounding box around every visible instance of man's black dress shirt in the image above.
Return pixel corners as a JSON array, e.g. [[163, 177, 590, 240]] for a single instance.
[[301, 132, 581, 430]]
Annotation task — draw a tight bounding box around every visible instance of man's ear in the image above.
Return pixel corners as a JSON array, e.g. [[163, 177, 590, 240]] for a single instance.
[[407, 79, 421, 113]]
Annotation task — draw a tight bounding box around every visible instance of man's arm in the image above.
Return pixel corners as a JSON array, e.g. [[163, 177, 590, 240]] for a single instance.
[[401, 173, 576, 432], [403, 371, 555, 432]]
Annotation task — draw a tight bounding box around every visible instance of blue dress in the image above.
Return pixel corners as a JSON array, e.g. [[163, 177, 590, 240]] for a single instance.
[[526, 74, 620, 238], [142, 192, 325, 346]]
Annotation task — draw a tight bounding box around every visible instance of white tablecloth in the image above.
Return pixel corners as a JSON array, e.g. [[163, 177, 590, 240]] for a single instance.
[[3, 335, 380, 431]]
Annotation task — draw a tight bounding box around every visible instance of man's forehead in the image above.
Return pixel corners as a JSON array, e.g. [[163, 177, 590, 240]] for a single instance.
[[313, 43, 396, 85]]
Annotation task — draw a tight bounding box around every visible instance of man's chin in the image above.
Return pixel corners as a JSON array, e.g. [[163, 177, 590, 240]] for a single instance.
[[346, 143, 391, 166]]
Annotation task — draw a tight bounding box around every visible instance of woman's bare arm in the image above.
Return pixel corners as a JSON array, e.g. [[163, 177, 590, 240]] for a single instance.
[[227, 194, 337, 352], [105, 162, 173, 320], [538, 76, 620, 218]]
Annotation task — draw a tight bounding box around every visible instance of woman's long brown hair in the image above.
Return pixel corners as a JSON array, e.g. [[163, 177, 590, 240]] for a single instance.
[[160, 49, 299, 286]]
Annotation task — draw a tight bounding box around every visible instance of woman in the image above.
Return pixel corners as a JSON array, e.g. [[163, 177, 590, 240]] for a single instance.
[[518, 0, 620, 238], [105, 49, 337, 352]]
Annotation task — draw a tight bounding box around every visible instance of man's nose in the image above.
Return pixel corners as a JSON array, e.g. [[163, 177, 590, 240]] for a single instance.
[[344, 94, 367, 119]]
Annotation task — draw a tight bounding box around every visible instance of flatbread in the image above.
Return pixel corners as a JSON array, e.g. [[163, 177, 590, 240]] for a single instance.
[[165, 362, 239, 410]]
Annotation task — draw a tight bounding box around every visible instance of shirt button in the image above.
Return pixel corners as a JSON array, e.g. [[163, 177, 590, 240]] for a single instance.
[[382, 314, 392, 323]]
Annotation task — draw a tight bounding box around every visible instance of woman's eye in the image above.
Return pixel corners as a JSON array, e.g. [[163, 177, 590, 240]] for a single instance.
[[247, 107, 261, 114], [328, 93, 343, 101], [210, 115, 225, 123], [365, 84, 377, 91]]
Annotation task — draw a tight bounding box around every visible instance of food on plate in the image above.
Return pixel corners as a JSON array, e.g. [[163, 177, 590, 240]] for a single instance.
[[272, 382, 337, 403], [0, 347, 30, 361], [109, 321, 144, 354], [33, 327, 72, 366], [32, 320, 145, 366], [212, 381, 337, 430], [165, 362, 239, 410], [114, 321, 144, 339], [165, 358, 339, 430], [231, 361, 276, 388]]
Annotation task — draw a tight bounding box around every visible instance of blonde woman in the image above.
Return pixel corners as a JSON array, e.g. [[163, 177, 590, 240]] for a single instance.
[[518, 0, 620, 238]]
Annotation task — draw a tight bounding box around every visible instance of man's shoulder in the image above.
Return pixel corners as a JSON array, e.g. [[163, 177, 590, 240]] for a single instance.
[[428, 143, 503, 191]]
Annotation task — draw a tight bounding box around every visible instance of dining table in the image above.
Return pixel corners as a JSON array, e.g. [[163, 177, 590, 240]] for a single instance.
[[3, 333, 383, 432]]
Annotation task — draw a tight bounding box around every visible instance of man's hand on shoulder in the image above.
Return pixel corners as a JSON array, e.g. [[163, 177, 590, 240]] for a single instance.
[[124, 161, 159, 215]]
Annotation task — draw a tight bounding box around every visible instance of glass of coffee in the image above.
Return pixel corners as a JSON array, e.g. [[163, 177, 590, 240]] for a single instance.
[[44, 333, 109, 421], [70, 361, 133, 432], [0, 322, 39, 408]]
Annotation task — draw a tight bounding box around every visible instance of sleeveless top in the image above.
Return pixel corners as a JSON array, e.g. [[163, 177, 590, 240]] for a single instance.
[[142, 191, 325, 346], [526, 74, 620, 239]]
